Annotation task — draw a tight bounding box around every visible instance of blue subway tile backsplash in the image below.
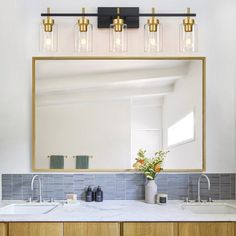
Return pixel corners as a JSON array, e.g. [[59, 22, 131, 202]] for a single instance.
[[2, 173, 235, 201]]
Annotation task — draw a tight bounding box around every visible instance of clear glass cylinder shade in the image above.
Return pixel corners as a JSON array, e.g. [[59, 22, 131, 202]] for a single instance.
[[144, 24, 163, 52], [109, 24, 127, 52], [39, 24, 58, 52], [179, 24, 198, 52], [75, 24, 93, 53]]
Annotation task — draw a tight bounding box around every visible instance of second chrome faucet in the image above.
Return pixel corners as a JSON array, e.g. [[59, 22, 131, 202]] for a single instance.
[[31, 175, 43, 203], [196, 174, 213, 202]]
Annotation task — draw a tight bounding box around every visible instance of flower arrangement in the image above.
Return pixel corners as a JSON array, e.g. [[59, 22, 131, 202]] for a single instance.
[[133, 149, 169, 180]]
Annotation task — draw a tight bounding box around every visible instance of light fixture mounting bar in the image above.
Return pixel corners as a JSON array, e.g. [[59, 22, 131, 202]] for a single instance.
[[41, 13, 98, 17], [139, 13, 196, 17], [41, 13, 196, 17]]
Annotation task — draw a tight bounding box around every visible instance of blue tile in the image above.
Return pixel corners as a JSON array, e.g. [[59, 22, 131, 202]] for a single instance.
[[2, 173, 234, 201]]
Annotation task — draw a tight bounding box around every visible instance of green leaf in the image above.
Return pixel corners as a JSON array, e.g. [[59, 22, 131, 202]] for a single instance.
[[146, 175, 154, 180]]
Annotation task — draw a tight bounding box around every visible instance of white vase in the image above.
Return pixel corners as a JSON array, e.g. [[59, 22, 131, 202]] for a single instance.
[[145, 180, 157, 204]]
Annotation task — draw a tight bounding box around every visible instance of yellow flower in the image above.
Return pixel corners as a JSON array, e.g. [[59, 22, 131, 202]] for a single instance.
[[133, 162, 142, 169], [138, 160, 145, 165], [154, 164, 161, 173]]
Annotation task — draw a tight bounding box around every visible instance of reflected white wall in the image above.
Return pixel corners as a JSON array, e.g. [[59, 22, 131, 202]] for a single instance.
[[163, 61, 202, 169]]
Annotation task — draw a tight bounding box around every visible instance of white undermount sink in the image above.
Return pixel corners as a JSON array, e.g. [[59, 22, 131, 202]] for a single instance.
[[0, 203, 58, 215], [182, 203, 236, 214]]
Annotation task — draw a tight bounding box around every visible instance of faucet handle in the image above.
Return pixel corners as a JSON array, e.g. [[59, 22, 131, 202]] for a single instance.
[[184, 196, 190, 203], [207, 196, 213, 202], [49, 197, 55, 203], [27, 197, 32, 203]]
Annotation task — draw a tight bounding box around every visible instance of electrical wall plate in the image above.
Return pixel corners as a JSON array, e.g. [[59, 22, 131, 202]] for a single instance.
[[97, 7, 139, 28]]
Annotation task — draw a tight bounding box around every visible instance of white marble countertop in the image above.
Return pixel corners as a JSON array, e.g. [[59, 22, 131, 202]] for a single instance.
[[1, 200, 236, 222]]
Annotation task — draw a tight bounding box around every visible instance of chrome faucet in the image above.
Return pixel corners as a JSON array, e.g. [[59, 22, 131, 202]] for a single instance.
[[31, 175, 43, 203], [197, 174, 212, 202]]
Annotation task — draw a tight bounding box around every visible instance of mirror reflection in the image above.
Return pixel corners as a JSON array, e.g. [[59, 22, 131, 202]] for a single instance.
[[34, 58, 204, 171]]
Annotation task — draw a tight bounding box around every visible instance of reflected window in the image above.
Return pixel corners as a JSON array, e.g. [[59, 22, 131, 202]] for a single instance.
[[167, 111, 195, 147]]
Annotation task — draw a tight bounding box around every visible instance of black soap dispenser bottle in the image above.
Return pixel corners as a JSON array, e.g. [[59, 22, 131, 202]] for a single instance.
[[95, 186, 103, 202], [85, 186, 93, 202]]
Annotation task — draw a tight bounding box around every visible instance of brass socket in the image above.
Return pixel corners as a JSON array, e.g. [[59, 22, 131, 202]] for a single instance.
[[78, 18, 90, 32], [148, 18, 159, 32], [113, 18, 124, 32], [183, 18, 195, 32], [43, 18, 54, 32]]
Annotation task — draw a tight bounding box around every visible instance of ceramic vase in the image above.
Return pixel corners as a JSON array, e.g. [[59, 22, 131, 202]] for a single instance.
[[145, 179, 157, 204]]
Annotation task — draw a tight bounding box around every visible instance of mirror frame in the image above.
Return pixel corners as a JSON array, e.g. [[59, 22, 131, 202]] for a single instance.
[[32, 56, 206, 172]]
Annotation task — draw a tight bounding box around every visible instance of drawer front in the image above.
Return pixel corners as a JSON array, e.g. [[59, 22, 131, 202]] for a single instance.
[[9, 223, 63, 236], [0, 223, 8, 236], [123, 222, 178, 236], [64, 223, 120, 236], [179, 222, 234, 236]]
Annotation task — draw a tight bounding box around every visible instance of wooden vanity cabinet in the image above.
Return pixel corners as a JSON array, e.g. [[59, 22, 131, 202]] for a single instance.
[[8, 223, 63, 236], [179, 222, 234, 236], [64, 223, 120, 236], [3, 222, 236, 236], [0, 223, 8, 236], [123, 222, 178, 236]]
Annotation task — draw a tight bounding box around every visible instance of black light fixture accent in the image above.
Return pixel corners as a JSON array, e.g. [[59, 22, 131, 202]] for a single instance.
[[97, 7, 139, 28]]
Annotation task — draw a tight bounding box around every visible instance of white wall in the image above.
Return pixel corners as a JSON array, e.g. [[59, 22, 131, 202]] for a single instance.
[[162, 61, 202, 169], [36, 99, 131, 169], [0, 0, 236, 192], [131, 97, 163, 164]]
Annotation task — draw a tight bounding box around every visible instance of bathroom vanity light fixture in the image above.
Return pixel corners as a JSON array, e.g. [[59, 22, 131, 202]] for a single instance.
[[144, 8, 163, 52], [110, 8, 127, 52], [40, 8, 58, 52], [40, 7, 197, 53], [75, 8, 93, 52], [179, 8, 198, 52]]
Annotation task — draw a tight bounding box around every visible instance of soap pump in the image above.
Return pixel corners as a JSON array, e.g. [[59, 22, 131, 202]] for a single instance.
[[95, 186, 103, 202], [85, 186, 93, 202]]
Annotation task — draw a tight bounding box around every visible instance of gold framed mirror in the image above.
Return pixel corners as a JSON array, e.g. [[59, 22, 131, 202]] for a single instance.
[[32, 57, 206, 172]]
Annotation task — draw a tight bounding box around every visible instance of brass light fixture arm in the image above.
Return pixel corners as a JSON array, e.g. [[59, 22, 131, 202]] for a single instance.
[[113, 7, 125, 32], [78, 7, 90, 32], [43, 7, 54, 32], [147, 7, 159, 32], [183, 7, 195, 32]]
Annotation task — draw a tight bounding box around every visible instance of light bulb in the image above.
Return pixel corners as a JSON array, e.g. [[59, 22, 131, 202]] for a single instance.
[[80, 38, 87, 46], [40, 25, 58, 52], [179, 9, 198, 53], [184, 32, 193, 48], [144, 7, 162, 53], [75, 23, 93, 53], [144, 24, 162, 52], [46, 37, 52, 46], [39, 8, 58, 52], [185, 38, 192, 46], [109, 13, 127, 52], [150, 38, 156, 46], [115, 37, 121, 46]]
